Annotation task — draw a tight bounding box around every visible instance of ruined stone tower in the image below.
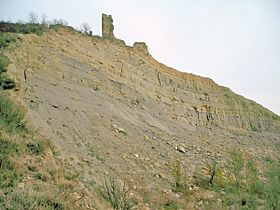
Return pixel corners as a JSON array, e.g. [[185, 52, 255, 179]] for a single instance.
[[133, 42, 149, 55], [102, 14, 114, 39]]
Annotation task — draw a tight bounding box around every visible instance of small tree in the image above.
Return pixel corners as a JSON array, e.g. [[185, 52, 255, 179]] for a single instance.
[[80, 23, 91, 34], [172, 161, 189, 198], [51, 18, 68, 26], [28, 12, 38, 24], [100, 176, 134, 210], [58, 19, 68, 26], [41, 13, 48, 26]]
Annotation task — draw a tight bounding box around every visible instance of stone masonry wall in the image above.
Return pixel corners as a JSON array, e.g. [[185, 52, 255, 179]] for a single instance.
[[133, 42, 149, 55], [102, 14, 114, 38]]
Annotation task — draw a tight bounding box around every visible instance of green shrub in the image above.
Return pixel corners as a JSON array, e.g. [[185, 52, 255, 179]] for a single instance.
[[25, 142, 44, 155], [0, 22, 45, 36], [228, 150, 244, 189], [0, 94, 25, 133], [0, 139, 18, 155], [264, 159, 280, 209], [171, 161, 189, 199], [100, 176, 134, 210], [0, 55, 9, 73], [0, 33, 16, 49], [0, 36, 7, 48], [0, 74, 16, 90], [163, 200, 180, 210], [201, 152, 280, 209]]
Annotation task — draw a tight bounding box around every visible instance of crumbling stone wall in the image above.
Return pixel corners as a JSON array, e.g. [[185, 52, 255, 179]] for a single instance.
[[133, 42, 149, 55], [102, 14, 114, 38]]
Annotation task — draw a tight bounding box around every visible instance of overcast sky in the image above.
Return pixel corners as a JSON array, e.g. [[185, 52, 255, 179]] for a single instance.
[[1, 0, 279, 115]]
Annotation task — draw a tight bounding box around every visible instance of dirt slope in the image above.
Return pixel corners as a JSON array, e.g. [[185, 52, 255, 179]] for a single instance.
[[5, 27, 280, 209]]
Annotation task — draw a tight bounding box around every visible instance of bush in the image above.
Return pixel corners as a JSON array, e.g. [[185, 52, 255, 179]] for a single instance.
[[0, 33, 16, 49], [172, 161, 189, 199], [0, 22, 45, 36], [25, 142, 44, 155], [197, 151, 280, 209], [100, 176, 134, 210], [0, 74, 15, 90], [163, 200, 180, 210]]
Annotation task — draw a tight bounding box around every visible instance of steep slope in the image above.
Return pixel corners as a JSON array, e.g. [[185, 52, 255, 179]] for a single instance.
[[10, 28, 280, 132], [4, 26, 280, 209]]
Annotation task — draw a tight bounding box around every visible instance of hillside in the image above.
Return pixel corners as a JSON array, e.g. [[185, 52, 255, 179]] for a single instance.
[[1, 16, 280, 209]]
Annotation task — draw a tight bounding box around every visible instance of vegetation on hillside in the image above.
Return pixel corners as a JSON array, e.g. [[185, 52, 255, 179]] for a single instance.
[[0, 33, 16, 90], [0, 19, 85, 209], [0, 11, 92, 36], [165, 150, 280, 209], [0, 92, 84, 209]]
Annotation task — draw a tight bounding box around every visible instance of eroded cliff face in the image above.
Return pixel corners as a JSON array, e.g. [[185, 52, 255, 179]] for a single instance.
[[5, 26, 280, 208], [10, 27, 279, 133], [109, 43, 279, 132], [16, 28, 279, 131]]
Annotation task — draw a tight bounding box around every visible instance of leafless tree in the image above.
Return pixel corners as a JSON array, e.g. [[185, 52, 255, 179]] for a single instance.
[[80, 23, 91, 34], [28, 12, 38, 23], [41, 13, 48, 26], [100, 177, 134, 210], [51, 18, 59, 25], [17, 19, 25, 24], [58, 18, 68, 26], [51, 18, 68, 26]]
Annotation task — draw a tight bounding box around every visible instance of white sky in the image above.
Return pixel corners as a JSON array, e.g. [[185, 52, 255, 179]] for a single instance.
[[1, 0, 279, 115]]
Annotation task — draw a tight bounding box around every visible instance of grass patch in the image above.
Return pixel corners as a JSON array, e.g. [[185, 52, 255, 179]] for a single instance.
[[163, 200, 180, 210], [0, 94, 79, 208], [0, 20, 92, 209], [0, 138, 18, 155], [0, 157, 18, 188], [0, 33, 16, 49], [264, 158, 280, 209], [0, 33, 17, 90], [0, 192, 64, 210], [0, 93, 25, 133], [64, 171, 80, 181], [0, 139, 19, 188], [0, 55, 9, 73]]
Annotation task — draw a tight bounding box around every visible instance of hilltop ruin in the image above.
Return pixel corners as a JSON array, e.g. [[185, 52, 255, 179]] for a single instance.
[[102, 14, 114, 39], [102, 13, 149, 55]]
